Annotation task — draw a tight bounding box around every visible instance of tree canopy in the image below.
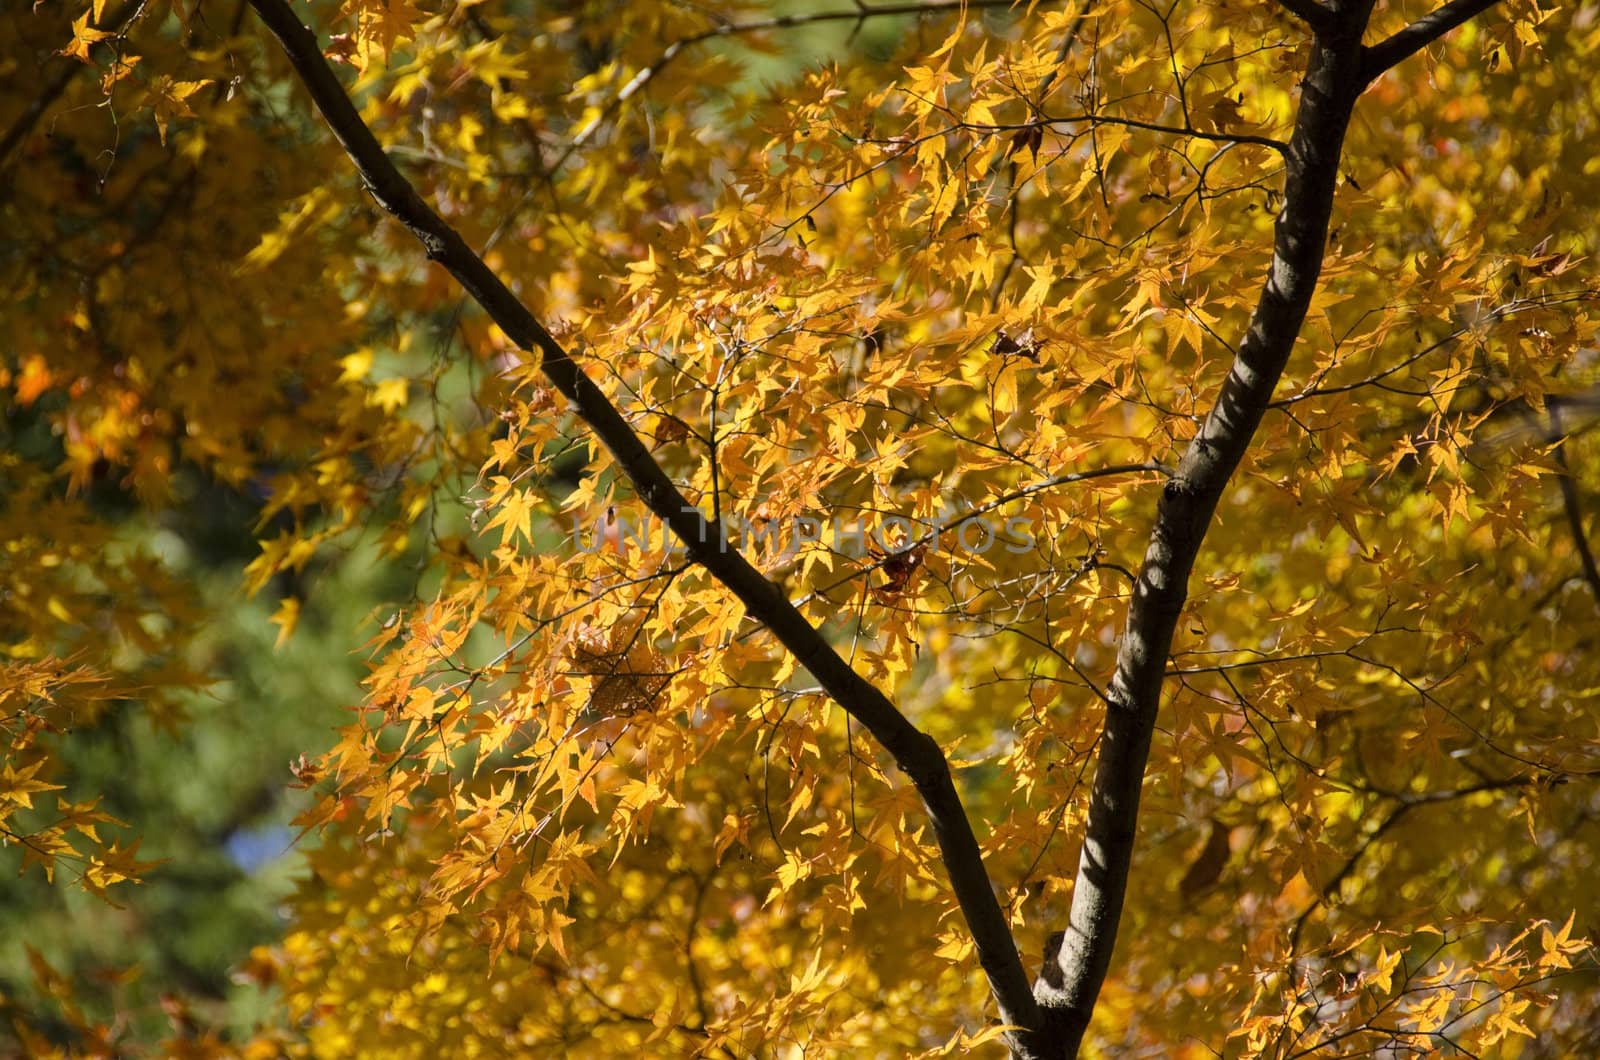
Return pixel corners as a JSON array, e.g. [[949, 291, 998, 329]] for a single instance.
[[5, 0, 1600, 1055]]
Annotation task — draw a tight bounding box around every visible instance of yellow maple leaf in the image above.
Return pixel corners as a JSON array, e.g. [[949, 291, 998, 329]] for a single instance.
[[369, 376, 410, 412], [144, 76, 211, 145], [60, 11, 115, 63], [348, 0, 423, 66], [270, 596, 301, 648]]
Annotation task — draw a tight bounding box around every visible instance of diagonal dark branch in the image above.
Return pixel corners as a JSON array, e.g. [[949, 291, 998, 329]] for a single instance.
[[1361, 0, 1506, 83], [242, 0, 1051, 1052], [1031, 0, 1095, 106], [1549, 406, 1600, 606], [1034, 4, 1380, 1051]]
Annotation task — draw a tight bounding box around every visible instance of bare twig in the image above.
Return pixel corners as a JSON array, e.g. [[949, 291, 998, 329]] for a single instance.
[[552, 0, 1020, 173], [0, 0, 143, 170]]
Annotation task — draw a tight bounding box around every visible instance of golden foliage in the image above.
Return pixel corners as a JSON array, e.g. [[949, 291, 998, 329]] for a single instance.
[[6, 0, 1600, 1054]]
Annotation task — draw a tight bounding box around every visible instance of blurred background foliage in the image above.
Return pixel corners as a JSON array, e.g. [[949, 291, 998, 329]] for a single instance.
[[0, 424, 408, 1041]]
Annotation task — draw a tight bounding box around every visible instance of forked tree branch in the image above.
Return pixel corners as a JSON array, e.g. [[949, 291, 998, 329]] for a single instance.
[[1033, 1, 1378, 1049], [1362, 0, 1506, 83], [243, 0, 1052, 1052], [1036, 0, 1508, 1051]]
